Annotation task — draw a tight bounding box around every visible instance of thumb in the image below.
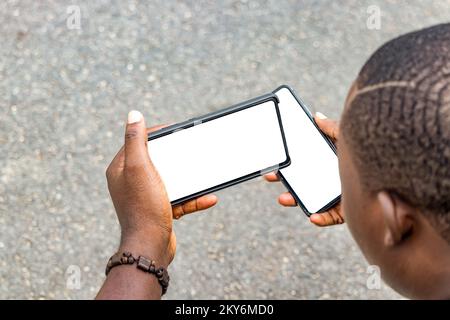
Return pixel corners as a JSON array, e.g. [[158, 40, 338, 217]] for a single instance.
[[124, 110, 149, 168], [314, 112, 339, 141]]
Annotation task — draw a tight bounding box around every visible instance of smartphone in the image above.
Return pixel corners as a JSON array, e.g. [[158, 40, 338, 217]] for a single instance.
[[273, 85, 341, 216], [147, 93, 290, 205]]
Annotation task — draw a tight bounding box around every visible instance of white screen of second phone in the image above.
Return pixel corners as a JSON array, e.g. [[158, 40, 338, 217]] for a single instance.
[[276, 88, 341, 213], [148, 101, 287, 202]]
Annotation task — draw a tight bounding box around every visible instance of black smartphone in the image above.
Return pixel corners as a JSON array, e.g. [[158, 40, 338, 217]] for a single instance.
[[273, 85, 341, 216], [147, 93, 290, 205]]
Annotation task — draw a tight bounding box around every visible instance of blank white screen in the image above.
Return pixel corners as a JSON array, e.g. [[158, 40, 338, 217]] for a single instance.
[[148, 101, 288, 203], [276, 87, 341, 213]]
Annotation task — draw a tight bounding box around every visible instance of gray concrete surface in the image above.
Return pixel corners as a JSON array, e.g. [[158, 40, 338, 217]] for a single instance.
[[0, 0, 448, 299]]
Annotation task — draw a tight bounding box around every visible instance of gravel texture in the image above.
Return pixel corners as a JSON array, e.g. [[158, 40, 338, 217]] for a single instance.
[[0, 0, 449, 299]]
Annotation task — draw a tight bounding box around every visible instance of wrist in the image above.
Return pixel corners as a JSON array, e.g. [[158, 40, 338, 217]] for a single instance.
[[119, 231, 171, 268]]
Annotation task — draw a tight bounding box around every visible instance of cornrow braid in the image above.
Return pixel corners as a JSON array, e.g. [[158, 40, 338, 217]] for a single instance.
[[341, 23, 450, 242]]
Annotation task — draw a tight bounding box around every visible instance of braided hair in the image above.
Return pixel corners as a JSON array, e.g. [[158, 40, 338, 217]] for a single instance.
[[341, 23, 450, 241]]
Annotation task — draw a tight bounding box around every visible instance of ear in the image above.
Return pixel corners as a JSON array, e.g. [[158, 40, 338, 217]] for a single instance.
[[376, 191, 414, 247]]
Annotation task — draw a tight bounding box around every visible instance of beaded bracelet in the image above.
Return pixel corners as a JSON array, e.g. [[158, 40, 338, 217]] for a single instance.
[[105, 251, 170, 295]]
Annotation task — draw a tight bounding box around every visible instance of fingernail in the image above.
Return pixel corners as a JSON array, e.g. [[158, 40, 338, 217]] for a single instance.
[[207, 194, 218, 202], [128, 110, 143, 124], [315, 112, 327, 119]]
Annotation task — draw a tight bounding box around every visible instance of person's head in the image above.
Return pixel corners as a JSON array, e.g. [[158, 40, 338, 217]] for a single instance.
[[339, 23, 450, 299]]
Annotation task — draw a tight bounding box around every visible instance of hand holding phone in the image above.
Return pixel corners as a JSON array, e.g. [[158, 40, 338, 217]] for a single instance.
[[267, 85, 343, 226], [265, 114, 344, 226], [105, 111, 219, 271]]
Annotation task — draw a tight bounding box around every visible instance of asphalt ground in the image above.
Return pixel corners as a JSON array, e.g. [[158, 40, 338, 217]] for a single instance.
[[0, 0, 449, 299]]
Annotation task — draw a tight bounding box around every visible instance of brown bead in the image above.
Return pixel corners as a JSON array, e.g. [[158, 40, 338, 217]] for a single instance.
[[120, 256, 128, 264], [137, 256, 151, 271], [128, 256, 135, 264], [163, 272, 170, 284]]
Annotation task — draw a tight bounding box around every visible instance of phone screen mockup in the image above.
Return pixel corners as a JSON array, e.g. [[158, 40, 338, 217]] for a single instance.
[[273, 85, 341, 215], [148, 95, 290, 205]]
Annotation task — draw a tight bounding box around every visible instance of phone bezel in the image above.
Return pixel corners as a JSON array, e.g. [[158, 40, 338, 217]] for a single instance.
[[148, 93, 291, 206], [273, 84, 341, 216]]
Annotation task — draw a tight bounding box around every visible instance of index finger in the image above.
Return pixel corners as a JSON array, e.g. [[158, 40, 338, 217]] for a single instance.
[[173, 194, 218, 219]]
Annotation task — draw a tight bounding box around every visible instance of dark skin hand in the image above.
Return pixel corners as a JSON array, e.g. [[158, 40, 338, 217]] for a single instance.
[[96, 111, 217, 300], [96, 110, 341, 299], [264, 112, 344, 227]]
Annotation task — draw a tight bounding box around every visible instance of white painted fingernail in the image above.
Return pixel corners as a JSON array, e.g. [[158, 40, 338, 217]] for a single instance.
[[127, 110, 143, 124], [315, 112, 327, 119]]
